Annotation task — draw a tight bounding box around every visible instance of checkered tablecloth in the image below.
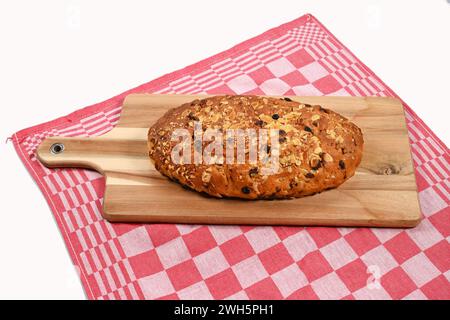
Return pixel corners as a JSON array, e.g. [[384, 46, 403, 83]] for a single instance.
[[13, 14, 449, 300]]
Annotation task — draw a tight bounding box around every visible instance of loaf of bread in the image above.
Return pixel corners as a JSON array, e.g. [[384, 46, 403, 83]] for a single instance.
[[148, 95, 363, 199]]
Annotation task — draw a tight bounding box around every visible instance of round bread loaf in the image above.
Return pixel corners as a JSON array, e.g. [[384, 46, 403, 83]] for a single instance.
[[148, 95, 363, 199]]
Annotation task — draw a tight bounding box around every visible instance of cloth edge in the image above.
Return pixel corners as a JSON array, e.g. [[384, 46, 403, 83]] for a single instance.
[[10, 13, 449, 300], [11, 135, 95, 300]]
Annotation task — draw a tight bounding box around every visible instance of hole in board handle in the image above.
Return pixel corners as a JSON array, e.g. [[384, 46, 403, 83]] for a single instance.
[[50, 143, 65, 155]]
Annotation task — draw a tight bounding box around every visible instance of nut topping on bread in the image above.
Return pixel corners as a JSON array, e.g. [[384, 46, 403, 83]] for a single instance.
[[148, 95, 364, 199]]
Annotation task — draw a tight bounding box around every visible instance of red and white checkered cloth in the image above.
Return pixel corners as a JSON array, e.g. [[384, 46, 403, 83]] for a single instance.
[[13, 14, 449, 300]]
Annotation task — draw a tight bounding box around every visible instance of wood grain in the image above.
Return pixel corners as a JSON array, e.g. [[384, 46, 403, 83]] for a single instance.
[[37, 94, 422, 227]]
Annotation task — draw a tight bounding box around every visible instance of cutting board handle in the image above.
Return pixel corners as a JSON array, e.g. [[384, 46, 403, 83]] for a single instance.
[[37, 136, 107, 173], [37, 129, 151, 176]]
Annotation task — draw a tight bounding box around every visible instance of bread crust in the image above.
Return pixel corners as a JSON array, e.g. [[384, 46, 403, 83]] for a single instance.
[[148, 95, 364, 199]]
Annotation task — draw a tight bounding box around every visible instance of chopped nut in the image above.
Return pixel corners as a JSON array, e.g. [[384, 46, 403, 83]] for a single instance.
[[279, 124, 295, 133], [280, 156, 290, 165], [283, 112, 302, 120], [326, 129, 336, 139], [259, 114, 273, 123], [336, 136, 344, 144], [202, 171, 212, 183], [314, 147, 323, 154], [322, 153, 333, 163]]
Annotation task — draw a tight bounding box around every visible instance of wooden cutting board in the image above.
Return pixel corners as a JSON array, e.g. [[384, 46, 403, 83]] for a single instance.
[[36, 94, 421, 227]]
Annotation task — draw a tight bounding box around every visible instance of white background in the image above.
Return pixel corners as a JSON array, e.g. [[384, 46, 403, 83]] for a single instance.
[[0, 0, 449, 299]]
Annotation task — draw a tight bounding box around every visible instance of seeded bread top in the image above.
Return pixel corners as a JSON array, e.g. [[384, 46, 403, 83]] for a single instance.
[[148, 95, 364, 199]]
